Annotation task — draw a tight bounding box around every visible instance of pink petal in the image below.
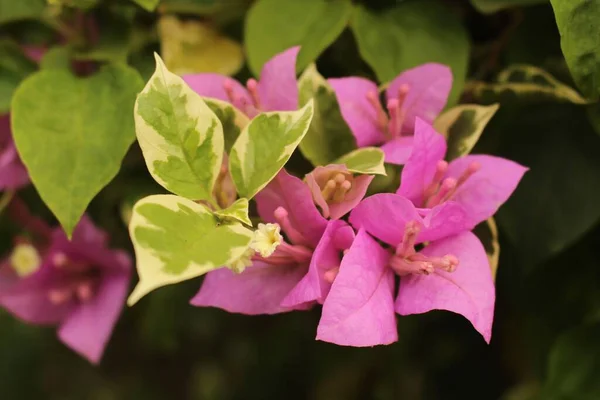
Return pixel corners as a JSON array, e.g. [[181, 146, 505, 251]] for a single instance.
[[446, 155, 528, 228], [0, 261, 73, 325], [380, 136, 414, 165], [190, 262, 310, 315], [0, 115, 29, 190], [396, 118, 447, 206], [305, 168, 331, 219], [316, 229, 397, 346], [328, 77, 386, 147], [182, 73, 251, 112], [281, 220, 352, 307], [396, 232, 495, 343], [418, 201, 471, 243], [257, 46, 299, 111], [386, 63, 452, 133], [328, 174, 373, 220], [349, 193, 422, 247], [58, 269, 131, 364], [255, 169, 327, 248]]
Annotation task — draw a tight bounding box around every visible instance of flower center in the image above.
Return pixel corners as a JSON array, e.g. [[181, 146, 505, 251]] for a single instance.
[[388, 221, 459, 276], [422, 160, 481, 208], [253, 207, 314, 266], [366, 84, 410, 140], [223, 78, 262, 117], [47, 252, 100, 305], [321, 172, 353, 204]]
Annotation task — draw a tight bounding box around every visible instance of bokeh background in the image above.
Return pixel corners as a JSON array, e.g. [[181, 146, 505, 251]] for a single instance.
[[2, 0, 600, 399]]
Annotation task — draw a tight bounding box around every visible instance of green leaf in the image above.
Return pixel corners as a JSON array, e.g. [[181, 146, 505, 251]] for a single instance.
[[245, 0, 352, 75], [333, 147, 386, 176], [159, 15, 243, 76], [551, 0, 600, 100], [542, 322, 600, 400], [434, 103, 500, 161], [39, 46, 71, 70], [229, 101, 314, 199], [484, 103, 600, 269], [471, 0, 546, 14], [128, 194, 254, 305], [0, 0, 46, 25], [465, 65, 589, 105], [11, 64, 143, 237], [297, 63, 357, 166], [0, 41, 37, 114], [204, 98, 249, 154], [473, 218, 500, 281], [135, 53, 224, 203], [131, 0, 159, 11], [213, 198, 251, 226], [351, 1, 469, 107], [48, 0, 99, 9]]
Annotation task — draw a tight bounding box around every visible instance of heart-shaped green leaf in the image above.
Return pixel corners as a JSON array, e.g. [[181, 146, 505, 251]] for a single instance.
[[229, 100, 314, 199], [135, 54, 224, 203], [351, 0, 469, 107], [334, 147, 386, 176], [11, 64, 143, 237], [245, 0, 352, 75], [128, 194, 254, 305], [297, 63, 357, 166], [434, 103, 500, 161], [213, 198, 251, 226]]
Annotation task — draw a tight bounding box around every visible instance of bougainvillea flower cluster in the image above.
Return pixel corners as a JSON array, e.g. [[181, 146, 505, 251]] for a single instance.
[[1, 45, 526, 363]]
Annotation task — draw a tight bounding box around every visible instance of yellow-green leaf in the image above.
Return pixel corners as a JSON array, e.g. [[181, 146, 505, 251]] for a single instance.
[[333, 147, 386, 176], [213, 198, 251, 226], [135, 53, 224, 203], [159, 15, 243, 76], [229, 101, 314, 199], [128, 194, 254, 305]]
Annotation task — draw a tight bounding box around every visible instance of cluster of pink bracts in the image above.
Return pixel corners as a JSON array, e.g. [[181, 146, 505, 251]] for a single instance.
[[0, 46, 526, 364]]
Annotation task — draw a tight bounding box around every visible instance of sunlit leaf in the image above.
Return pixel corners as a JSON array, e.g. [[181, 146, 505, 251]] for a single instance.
[[128, 194, 254, 305], [229, 101, 314, 199], [333, 147, 386, 176], [135, 53, 224, 203], [213, 198, 251, 226]]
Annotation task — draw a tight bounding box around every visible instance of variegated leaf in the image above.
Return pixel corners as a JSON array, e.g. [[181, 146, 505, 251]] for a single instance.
[[204, 98, 249, 153], [135, 53, 224, 202], [465, 65, 589, 105], [229, 100, 314, 199], [128, 194, 254, 305], [297, 63, 356, 166], [213, 197, 251, 226], [434, 103, 499, 161], [333, 147, 386, 176]]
